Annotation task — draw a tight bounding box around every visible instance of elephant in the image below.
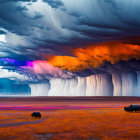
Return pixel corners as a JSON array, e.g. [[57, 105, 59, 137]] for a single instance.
[[31, 112, 41, 118], [124, 104, 140, 112]]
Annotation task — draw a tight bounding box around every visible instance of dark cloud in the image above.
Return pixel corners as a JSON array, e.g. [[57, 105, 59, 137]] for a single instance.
[[0, 0, 140, 84], [1, 0, 140, 61], [0, 30, 6, 34], [0, 0, 37, 2], [42, 0, 64, 8]]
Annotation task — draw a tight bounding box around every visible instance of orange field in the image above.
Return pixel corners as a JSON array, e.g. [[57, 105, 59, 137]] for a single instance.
[[0, 97, 140, 140]]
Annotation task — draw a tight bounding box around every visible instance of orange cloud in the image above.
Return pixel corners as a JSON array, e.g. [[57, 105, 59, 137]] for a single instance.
[[48, 42, 140, 72]]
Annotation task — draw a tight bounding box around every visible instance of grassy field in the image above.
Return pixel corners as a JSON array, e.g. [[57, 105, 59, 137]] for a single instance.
[[0, 97, 140, 140]]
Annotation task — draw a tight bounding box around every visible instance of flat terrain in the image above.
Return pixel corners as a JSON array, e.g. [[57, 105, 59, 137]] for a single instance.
[[0, 97, 140, 140]]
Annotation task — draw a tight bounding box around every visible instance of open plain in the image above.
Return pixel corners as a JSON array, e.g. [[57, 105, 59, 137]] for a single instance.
[[0, 97, 140, 140]]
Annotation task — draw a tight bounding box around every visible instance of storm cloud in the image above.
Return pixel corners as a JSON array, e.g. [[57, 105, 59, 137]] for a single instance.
[[0, 0, 140, 85]]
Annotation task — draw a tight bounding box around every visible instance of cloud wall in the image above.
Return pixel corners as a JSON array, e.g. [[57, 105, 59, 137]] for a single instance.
[[30, 72, 140, 96]]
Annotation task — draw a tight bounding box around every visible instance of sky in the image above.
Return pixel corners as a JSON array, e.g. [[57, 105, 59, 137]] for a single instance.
[[0, 0, 140, 95]]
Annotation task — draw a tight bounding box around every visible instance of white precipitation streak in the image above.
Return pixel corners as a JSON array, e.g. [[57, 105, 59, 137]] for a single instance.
[[30, 72, 140, 96]]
